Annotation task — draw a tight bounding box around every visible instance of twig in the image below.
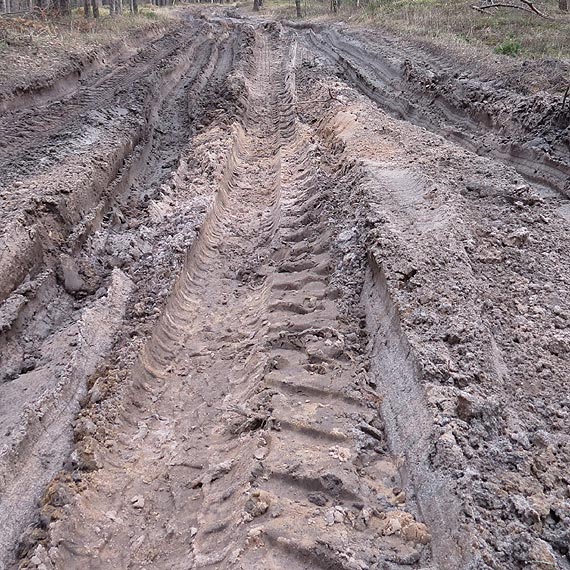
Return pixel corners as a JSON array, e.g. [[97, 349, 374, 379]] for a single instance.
[[519, 0, 551, 18], [562, 85, 570, 110], [471, 0, 551, 19]]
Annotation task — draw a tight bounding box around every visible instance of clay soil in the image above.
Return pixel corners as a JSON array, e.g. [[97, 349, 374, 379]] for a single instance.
[[0, 7, 569, 570]]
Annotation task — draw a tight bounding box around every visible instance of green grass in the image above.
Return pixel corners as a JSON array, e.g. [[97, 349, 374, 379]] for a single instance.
[[494, 35, 522, 56]]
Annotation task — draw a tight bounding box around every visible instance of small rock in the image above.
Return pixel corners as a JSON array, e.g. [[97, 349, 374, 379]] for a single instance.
[[308, 492, 328, 507], [131, 495, 145, 509], [244, 489, 271, 519], [254, 449, 266, 461]]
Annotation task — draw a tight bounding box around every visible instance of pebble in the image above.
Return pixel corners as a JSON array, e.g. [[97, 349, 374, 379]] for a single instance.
[[254, 449, 266, 460], [131, 495, 145, 509]]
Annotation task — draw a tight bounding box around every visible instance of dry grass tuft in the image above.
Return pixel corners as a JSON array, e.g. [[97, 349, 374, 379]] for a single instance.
[[0, 5, 172, 95]]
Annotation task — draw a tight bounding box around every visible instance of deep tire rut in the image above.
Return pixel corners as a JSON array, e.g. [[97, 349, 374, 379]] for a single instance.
[[299, 26, 570, 197], [27, 30, 433, 570]]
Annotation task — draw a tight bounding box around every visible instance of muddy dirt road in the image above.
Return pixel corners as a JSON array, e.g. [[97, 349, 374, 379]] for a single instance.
[[0, 8, 569, 570]]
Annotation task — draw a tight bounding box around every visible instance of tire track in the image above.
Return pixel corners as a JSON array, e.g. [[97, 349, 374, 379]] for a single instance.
[[27, 28, 284, 570], [298, 26, 570, 197], [0, 22, 245, 570], [231, 43, 432, 569], [0, 20, 207, 178]]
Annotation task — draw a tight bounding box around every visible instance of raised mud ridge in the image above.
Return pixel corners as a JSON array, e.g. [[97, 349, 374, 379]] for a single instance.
[[293, 23, 570, 198], [363, 257, 465, 567], [0, 16, 250, 568], [0, 25, 172, 115]]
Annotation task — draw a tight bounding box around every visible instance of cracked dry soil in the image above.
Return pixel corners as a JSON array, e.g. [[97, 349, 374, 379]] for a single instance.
[[0, 8, 569, 570]]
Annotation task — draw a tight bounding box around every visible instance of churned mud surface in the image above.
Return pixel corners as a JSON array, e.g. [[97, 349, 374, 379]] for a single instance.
[[0, 7, 569, 570]]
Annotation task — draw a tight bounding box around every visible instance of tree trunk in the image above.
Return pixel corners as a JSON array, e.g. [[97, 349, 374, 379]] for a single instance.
[[295, 0, 301, 17], [130, 0, 137, 13], [84, 0, 91, 16], [330, 0, 337, 12], [1, 0, 6, 14], [560, 0, 568, 11], [91, 0, 99, 17], [109, 0, 115, 15], [253, 0, 260, 10], [59, 0, 70, 14]]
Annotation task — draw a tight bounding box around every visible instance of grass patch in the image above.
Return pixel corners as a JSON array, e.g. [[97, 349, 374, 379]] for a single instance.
[[139, 6, 161, 19], [494, 35, 522, 56]]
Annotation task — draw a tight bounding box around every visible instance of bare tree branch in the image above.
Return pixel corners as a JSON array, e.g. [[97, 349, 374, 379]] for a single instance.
[[471, 0, 552, 19], [519, 0, 552, 17]]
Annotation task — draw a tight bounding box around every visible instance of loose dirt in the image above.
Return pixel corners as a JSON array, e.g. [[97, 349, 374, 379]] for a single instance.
[[0, 7, 569, 570]]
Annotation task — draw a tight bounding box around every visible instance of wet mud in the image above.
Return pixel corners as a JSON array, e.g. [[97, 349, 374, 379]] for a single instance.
[[0, 9, 569, 570]]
